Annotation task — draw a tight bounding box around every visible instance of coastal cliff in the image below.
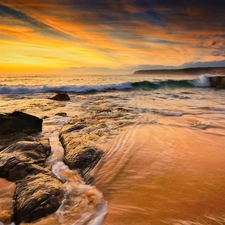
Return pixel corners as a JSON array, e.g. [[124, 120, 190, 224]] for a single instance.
[[133, 67, 225, 75]]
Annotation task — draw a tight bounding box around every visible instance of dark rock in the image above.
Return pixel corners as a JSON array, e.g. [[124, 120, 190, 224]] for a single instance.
[[12, 173, 64, 225], [0, 111, 42, 135], [59, 123, 104, 175], [0, 138, 65, 224], [0, 112, 66, 224], [134, 67, 225, 75], [209, 76, 225, 89], [63, 145, 104, 174], [50, 93, 70, 101], [0, 139, 51, 182], [60, 123, 86, 134], [58, 108, 137, 178], [0, 132, 34, 151], [55, 112, 67, 117]]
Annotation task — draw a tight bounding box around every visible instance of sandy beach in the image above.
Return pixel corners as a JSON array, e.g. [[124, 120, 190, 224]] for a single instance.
[[0, 74, 225, 225]]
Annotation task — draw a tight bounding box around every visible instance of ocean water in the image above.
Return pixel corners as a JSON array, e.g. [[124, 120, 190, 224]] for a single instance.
[[0, 73, 225, 225]]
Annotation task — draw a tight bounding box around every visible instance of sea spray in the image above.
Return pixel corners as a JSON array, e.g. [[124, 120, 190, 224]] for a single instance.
[[193, 74, 212, 87], [44, 116, 107, 225], [55, 170, 107, 225]]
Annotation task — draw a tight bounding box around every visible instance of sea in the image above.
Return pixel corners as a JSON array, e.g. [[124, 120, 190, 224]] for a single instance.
[[0, 73, 225, 225]]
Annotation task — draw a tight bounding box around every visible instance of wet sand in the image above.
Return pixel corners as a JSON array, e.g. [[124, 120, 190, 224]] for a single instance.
[[0, 179, 15, 224], [93, 118, 225, 225]]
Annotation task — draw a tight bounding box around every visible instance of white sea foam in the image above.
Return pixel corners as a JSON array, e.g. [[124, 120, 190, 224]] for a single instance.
[[153, 109, 183, 117], [193, 74, 214, 87], [0, 82, 133, 94], [43, 116, 107, 225], [55, 171, 107, 225], [0, 74, 220, 95]]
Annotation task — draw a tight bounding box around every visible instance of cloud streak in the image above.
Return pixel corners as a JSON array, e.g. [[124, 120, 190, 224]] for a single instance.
[[0, 3, 78, 41], [0, 0, 225, 74]]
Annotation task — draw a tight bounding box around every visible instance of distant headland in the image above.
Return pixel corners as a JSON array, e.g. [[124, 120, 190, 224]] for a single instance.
[[133, 67, 225, 75]]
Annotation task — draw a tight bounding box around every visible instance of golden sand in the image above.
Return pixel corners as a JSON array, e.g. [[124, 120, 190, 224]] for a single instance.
[[94, 118, 225, 225], [0, 179, 15, 224]]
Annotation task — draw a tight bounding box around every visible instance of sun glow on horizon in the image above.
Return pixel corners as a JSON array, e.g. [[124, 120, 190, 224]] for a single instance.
[[0, 0, 225, 75]]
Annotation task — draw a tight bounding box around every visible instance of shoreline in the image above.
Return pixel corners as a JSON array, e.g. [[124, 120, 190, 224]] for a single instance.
[[0, 73, 225, 225]]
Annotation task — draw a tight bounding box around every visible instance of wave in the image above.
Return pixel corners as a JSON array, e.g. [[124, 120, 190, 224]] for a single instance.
[[0, 75, 215, 95]]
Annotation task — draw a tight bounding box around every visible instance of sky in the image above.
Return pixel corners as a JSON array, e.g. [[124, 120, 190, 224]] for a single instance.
[[0, 0, 225, 75]]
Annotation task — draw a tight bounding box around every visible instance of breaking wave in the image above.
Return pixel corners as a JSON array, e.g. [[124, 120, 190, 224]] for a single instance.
[[0, 75, 214, 95]]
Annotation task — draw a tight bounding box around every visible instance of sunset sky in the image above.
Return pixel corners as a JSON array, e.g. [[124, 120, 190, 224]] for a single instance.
[[0, 0, 225, 74]]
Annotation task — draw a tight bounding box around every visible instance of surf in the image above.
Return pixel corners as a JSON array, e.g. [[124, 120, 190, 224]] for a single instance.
[[0, 74, 217, 95]]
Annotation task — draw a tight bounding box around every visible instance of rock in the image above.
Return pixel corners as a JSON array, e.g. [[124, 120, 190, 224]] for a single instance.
[[12, 173, 64, 225], [0, 132, 34, 151], [0, 111, 42, 135], [0, 138, 65, 224], [63, 145, 104, 174], [59, 123, 87, 134], [50, 93, 70, 101], [59, 122, 104, 175], [0, 139, 51, 182], [58, 107, 138, 178], [0, 112, 66, 224], [209, 76, 225, 89], [55, 112, 67, 117]]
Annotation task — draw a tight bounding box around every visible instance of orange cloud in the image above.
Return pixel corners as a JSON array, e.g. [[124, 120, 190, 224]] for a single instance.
[[0, 0, 224, 74]]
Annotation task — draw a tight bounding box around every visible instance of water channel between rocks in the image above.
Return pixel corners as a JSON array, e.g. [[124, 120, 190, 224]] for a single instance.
[[31, 116, 108, 225]]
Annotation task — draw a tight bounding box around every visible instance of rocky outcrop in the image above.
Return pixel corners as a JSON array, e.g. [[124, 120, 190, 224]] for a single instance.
[[209, 76, 225, 89], [0, 139, 51, 182], [1, 108, 137, 223], [0, 139, 64, 225], [63, 143, 103, 174], [58, 106, 137, 178], [60, 133, 104, 175], [50, 93, 70, 101], [0, 132, 34, 151], [12, 174, 64, 225], [0, 136, 64, 224], [133, 67, 225, 75], [0, 111, 42, 135], [59, 120, 104, 177]]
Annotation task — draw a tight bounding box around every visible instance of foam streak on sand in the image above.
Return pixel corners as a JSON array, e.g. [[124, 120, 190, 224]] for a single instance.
[[43, 116, 107, 225]]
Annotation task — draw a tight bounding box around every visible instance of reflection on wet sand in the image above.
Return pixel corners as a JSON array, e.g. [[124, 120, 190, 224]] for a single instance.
[[93, 118, 225, 225], [0, 179, 15, 224]]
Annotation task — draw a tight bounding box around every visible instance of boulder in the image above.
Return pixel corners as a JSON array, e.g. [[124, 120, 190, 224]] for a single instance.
[[63, 144, 104, 174], [0, 112, 66, 224], [0, 139, 51, 182], [50, 93, 70, 101], [0, 111, 42, 135], [0, 132, 34, 151], [12, 173, 64, 225], [59, 123, 104, 176], [0, 138, 65, 224], [209, 76, 225, 89]]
